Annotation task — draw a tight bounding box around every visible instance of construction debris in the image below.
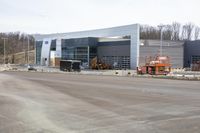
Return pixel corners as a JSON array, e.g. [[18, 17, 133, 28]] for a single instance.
[[191, 61, 200, 71], [90, 57, 111, 70]]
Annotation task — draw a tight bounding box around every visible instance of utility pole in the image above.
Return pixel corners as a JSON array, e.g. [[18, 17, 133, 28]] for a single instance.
[[2, 38, 8, 65]]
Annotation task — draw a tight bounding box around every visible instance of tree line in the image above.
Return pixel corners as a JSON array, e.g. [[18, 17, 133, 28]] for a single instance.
[[0, 32, 35, 56], [140, 22, 200, 41]]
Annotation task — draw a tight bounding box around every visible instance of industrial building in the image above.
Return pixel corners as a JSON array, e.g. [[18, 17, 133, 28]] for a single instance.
[[34, 24, 200, 70], [35, 24, 140, 69]]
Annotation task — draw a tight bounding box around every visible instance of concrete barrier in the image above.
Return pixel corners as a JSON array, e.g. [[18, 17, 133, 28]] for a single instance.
[[80, 70, 137, 76]]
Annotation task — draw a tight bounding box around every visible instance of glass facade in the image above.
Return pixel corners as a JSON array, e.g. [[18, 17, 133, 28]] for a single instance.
[[62, 46, 97, 63], [61, 38, 98, 65], [50, 40, 56, 51], [36, 41, 43, 65], [62, 47, 88, 62], [192, 55, 200, 64], [89, 47, 97, 60]]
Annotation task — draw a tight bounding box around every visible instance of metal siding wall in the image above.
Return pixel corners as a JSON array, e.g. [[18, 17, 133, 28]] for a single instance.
[[131, 26, 140, 69], [41, 39, 52, 66], [139, 46, 184, 68], [98, 40, 184, 68], [97, 45, 130, 58]]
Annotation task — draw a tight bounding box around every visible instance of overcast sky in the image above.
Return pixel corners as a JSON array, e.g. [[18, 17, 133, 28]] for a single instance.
[[1, 0, 200, 34]]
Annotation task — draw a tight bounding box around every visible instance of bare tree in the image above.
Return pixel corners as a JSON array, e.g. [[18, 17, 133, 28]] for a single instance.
[[194, 26, 200, 40], [182, 23, 195, 40], [171, 22, 181, 41], [141, 22, 198, 41], [163, 25, 173, 40], [181, 25, 187, 40], [0, 32, 35, 56], [140, 25, 160, 40]]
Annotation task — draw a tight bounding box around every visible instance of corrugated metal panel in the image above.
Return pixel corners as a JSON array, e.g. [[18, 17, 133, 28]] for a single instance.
[[97, 40, 184, 68], [139, 46, 184, 68], [141, 39, 184, 46]]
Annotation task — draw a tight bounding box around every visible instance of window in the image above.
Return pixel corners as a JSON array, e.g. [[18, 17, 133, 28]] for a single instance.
[[50, 40, 56, 51], [62, 47, 89, 63], [102, 56, 130, 69], [36, 41, 43, 64], [192, 55, 200, 64]]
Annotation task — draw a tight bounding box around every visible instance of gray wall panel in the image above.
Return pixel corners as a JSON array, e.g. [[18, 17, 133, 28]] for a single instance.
[[139, 46, 184, 68], [97, 45, 130, 58], [97, 40, 184, 68]]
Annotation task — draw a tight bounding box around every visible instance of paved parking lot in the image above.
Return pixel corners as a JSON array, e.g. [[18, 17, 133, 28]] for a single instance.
[[1, 71, 200, 133]]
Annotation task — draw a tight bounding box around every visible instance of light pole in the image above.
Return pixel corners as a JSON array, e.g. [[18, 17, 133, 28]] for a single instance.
[[2, 38, 8, 65], [158, 25, 166, 56], [27, 35, 30, 66]]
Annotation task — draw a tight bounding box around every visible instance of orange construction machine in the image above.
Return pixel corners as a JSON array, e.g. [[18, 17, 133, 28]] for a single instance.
[[137, 56, 171, 75]]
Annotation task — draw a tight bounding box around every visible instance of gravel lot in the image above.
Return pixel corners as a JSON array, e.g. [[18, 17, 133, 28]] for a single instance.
[[1, 71, 200, 133]]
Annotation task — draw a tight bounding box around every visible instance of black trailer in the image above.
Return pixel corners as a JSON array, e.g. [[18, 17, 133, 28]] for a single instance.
[[60, 60, 81, 72]]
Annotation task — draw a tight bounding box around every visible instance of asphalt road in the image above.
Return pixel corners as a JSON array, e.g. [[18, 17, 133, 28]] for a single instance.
[[1, 72, 200, 133]]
